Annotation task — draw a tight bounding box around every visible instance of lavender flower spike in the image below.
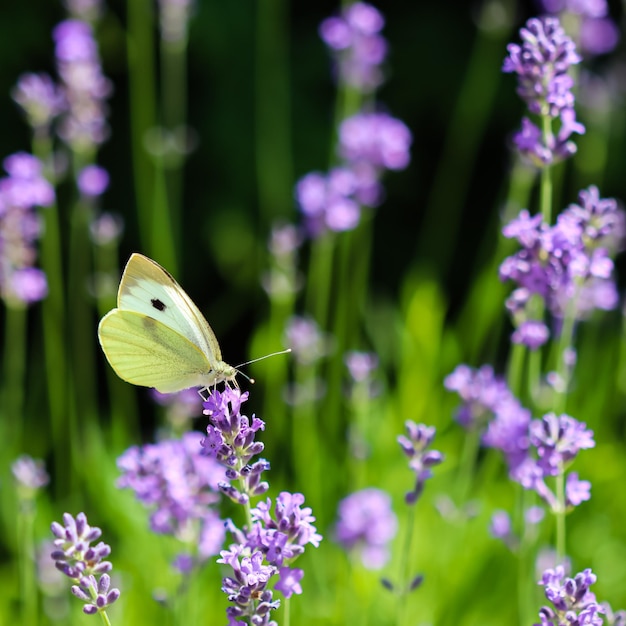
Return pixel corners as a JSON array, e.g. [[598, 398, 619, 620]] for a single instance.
[[503, 16, 581, 118], [398, 421, 444, 504], [535, 566, 604, 626], [50, 512, 120, 614]]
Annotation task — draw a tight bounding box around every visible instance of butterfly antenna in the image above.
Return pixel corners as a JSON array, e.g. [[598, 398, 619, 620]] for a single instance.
[[234, 348, 292, 371], [236, 370, 255, 384]]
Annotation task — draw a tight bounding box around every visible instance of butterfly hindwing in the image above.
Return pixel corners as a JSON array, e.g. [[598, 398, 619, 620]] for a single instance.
[[117, 254, 223, 364], [98, 308, 217, 393]]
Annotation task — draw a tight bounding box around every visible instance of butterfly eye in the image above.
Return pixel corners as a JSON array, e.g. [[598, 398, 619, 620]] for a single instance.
[[151, 298, 167, 312]]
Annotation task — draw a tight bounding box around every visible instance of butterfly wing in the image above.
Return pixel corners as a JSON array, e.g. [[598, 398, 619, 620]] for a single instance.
[[98, 309, 218, 393], [117, 253, 223, 364]]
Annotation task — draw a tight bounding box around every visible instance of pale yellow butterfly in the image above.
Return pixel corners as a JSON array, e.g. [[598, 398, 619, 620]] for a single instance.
[[98, 253, 268, 393]]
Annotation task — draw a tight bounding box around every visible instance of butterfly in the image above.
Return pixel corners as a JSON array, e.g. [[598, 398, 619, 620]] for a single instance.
[[98, 253, 238, 393]]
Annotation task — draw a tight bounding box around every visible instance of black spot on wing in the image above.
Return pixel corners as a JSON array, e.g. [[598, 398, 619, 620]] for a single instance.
[[151, 298, 167, 311]]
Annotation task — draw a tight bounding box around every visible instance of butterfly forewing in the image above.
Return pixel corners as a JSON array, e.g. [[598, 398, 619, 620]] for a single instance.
[[98, 309, 218, 393], [117, 254, 223, 364]]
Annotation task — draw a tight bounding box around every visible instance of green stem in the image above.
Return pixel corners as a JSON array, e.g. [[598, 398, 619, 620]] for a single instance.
[[127, 0, 158, 256], [17, 497, 38, 626], [2, 305, 27, 446], [555, 466, 566, 563], [255, 0, 293, 228], [398, 503, 417, 626], [540, 116, 554, 224]]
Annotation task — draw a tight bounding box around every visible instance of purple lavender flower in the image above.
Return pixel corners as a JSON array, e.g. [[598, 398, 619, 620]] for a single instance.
[[319, 2, 387, 91], [503, 17, 581, 117], [77, 164, 109, 197], [334, 488, 397, 569], [536, 0, 619, 56], [218, 546, 280, 625], [295, 167, 378, 235], [117, 431, 226, 560], [339, 112, 412, 171], [445, 364, 520, 428], [269, 223, 303, 258], [537, 0, 607, 16], [602, 602, 626, 626], [513, 110, 585, 166], [535, 566, 604, 626], [205, 388, 321, 620], [345, 351, 378, 383], [12, 455, 49, 491], [501, 189, 624, 322], [529, 412, 595, 475], [565, 471, 591, 506], [71, 574, 120, 615], [12, 73, 66, 131], [503, 16, 585, 167], [283, 315, 330, 365], [89, 212, 124, 246], [0, 153, 53, 306], [580, 16, 619, 55], [251, 492, 323, 563], [511, 320, 550, 349], [397, 421, 444, 505], [489, 510, 512, 541], [53, 19, 112, 151], [50, 512, 120, 614], [275, 566, 304, 598], [508, 413, 594, 511]]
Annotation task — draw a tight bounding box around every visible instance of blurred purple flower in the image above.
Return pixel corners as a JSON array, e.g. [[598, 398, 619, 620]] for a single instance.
[[12, 455, 49, 491], [89, 212, 124, 246], [536, 0, 607, 16], [295, 167, 380, 236], [339, 112, 412, 170], [511, 320, 550, 349], [12, 73, 66, 131], [536, 0, 619, 56], [320, 2, 387, 91], [334, 488, 397, 569], [0, 153, 53, 306], [283, 315, 330, 365], [565, 471, 591, 506], [53, 19, 112, 151], [77, 164, 109, 197], [445, 364, 520, 429], [345, 351, 378, 383], [117, 431, 225, 560], [489, 510, 512, 540]]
